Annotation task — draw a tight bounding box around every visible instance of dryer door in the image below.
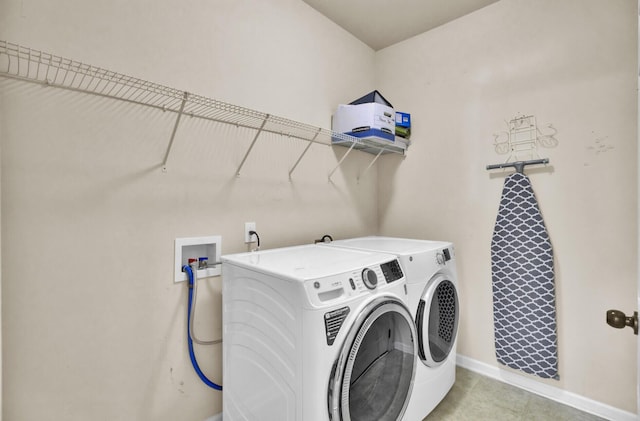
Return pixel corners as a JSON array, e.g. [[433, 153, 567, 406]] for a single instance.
[[416, 274, 459, 367], [328, 295, 417, 421]]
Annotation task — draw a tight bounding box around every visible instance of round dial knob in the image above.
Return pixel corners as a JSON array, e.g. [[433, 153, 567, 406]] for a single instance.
[[361, 268, 378, 290]]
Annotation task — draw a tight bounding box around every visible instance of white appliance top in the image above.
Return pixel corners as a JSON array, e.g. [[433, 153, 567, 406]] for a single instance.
[[221, 244, 397, 282], [328, 236, 451, 255]]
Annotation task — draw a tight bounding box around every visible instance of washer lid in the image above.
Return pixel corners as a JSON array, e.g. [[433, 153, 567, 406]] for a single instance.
[[222, 244, 398, 282], [328, 236, 451, 256]]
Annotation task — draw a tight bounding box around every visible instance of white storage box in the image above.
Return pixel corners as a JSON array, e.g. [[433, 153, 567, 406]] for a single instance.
[[332, 102, 395, 142]]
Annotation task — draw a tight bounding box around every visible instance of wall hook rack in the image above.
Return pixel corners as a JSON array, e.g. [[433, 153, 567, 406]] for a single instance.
[[493, 114, 558, 162], [0, 40, 406, 182]]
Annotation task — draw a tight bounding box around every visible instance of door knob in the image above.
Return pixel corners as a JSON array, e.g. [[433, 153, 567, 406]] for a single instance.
[[606, 310, 638, 335]]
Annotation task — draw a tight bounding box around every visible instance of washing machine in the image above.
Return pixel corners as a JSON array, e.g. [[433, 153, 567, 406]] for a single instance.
[[324, 237, 459, 421], [221, 244, 419, 421]]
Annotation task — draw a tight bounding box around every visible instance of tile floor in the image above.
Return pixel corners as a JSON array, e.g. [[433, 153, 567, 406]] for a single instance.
[[424, 367, 607, 421]]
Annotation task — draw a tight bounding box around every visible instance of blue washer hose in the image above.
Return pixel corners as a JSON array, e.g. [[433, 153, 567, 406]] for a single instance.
[[184, 264, 223, 390]]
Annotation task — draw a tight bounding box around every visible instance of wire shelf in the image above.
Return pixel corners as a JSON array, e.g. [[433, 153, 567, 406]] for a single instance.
[[0, 40, 406, 179]]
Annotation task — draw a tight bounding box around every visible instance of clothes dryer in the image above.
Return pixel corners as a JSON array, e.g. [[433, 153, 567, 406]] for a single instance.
[[222, 244, 418, 421], [325, 237, 460, 421]]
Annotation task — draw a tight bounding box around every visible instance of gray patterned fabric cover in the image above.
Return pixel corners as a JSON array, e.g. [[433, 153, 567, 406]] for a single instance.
[[491, 172, 559, 379]]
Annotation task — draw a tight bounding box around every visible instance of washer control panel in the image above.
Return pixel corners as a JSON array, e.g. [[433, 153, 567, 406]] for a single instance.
[[304, 259, 404, 307], [381, 259, 403, 282], [361, 268, 378, 289]]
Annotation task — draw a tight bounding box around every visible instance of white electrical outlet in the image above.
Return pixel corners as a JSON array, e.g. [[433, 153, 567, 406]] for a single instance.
[[244, 222, 256, 243]]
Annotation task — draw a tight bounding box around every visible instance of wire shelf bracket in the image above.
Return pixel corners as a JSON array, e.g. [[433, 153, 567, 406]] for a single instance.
[[357, 147, 386, 182], [162, 91, 189, 171], [328, 139, 358, 182], [289, 128, 321, 180], [236, 114, 269, 176]]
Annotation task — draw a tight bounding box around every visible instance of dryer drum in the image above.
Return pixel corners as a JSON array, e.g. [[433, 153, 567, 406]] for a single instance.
[[328, 296, 417, 421], [416, 278, 459, 366]]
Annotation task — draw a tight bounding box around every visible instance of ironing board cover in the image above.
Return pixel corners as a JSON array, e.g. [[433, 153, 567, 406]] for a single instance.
[[491, 172, 558, 379]]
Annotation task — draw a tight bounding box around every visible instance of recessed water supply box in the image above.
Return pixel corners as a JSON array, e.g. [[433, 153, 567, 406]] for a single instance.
[[174, 236, 222, 283]]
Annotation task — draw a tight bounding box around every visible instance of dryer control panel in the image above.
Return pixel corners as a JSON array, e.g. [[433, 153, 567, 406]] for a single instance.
[[436, 247, 453, 265]]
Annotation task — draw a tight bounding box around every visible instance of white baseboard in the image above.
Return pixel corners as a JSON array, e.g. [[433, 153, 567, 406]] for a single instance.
[[456, 354, 637, 421]]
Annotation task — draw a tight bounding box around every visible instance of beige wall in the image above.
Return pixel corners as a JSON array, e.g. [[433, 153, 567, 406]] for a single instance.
[[0, 65, 3, 419], [0, 0, 377, 420], [1, 0, 638, 419], [376, 0, 638, 413]]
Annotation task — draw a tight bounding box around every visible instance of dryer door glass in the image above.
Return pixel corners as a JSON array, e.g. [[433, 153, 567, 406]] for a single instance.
[[417, 277, 459, 366], [329, 296, 417, 421]]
